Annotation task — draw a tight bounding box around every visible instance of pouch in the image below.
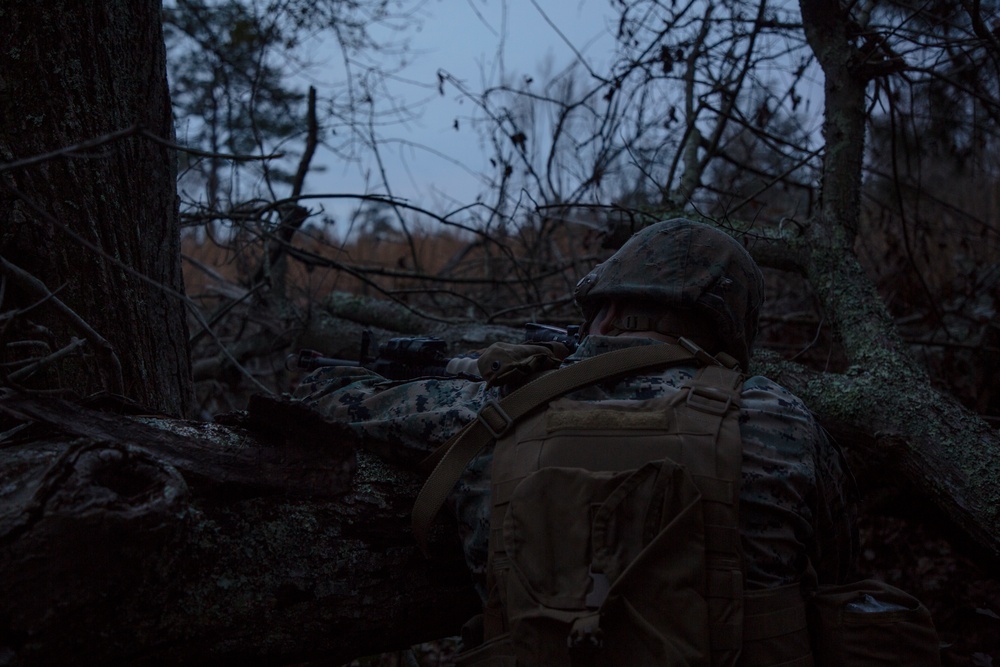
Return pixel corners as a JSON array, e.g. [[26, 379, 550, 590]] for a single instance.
[[809, 578, 941, 666]]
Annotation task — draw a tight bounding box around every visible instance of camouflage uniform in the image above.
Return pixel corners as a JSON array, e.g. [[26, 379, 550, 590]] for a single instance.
[[294, 334, 858, 595]]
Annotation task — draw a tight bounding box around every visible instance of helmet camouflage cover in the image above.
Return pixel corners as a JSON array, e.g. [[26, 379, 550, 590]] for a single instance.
[[574, 218, 765, 366]]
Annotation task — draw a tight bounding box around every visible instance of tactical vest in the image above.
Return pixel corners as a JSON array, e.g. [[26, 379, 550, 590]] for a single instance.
[[413, 340, 814, 666], [414, 339, 943, 666]]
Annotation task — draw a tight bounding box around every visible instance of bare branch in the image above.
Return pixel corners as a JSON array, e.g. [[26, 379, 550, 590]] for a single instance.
[[0, 255, 123, 395]]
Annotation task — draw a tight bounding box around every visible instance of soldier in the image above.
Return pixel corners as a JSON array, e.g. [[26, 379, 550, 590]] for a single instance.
[[294, 218, 859, 665]]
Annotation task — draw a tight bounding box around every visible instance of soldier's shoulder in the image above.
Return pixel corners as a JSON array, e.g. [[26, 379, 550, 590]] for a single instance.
[[738, 374, 823, 447], [740, 374, 813, 412]]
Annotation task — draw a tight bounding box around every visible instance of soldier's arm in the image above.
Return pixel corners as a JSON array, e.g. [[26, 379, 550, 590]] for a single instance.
[[811, 424, 861, 584], [293, 366, 495, 468], [738, 376, 859, 587]]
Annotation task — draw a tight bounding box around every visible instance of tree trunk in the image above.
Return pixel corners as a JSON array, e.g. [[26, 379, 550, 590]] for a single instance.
[[0, 0, 192, 416], [0, 393, 479, 667], [792, 0, 1000, 558]]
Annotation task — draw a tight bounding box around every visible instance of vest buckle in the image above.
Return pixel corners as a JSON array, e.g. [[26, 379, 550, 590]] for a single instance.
[[477, 399, 514, 438]]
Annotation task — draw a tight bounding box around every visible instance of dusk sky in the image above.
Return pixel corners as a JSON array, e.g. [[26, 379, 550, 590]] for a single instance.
[[303, 0, 619, 224]]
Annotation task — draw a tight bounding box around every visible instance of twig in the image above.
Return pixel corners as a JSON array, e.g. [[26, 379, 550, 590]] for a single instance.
[[0, 422, 31, 444], [0, 256, 123, 395], [0, 126, 140, 174], [0, 281, 67, 322], [248, 86, 320, 287], [527, 0, 607, 83], [485, 296, 578, 323], [188, 283, 265, 347], [383, 287, 492, 318], [257, 193, 515, 257], [180, 252, 235, 286], [8, 337, 87, 382], [3, 184, 274, 396], [291, 87, 319, 199], [282, 245, 466, 325], [789, 313, 827, 363], [0, 125, 282, 176], [279, 238, 581, 286], [137, 128, 282, 161]]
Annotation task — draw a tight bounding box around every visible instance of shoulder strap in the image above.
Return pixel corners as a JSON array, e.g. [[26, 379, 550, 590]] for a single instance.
[[411, 338, 723, 555], [682, 365, 746, 666]]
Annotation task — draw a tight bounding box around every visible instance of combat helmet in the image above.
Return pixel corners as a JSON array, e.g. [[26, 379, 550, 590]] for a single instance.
[[574, 218, 765, 369]]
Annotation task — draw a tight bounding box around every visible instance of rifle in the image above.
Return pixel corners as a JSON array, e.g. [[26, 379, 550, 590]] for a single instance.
[[288, 323, 581, 381], [522, 322, 581, 350]]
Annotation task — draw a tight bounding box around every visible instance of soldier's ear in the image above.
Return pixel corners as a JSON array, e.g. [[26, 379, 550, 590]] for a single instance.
[[592, 302, 620, 335]]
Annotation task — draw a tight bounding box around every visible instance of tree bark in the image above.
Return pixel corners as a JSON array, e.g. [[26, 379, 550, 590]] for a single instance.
[[0, 392, 479, 667], [0, 0, 192, 416], [754, 350, 1000, 560]]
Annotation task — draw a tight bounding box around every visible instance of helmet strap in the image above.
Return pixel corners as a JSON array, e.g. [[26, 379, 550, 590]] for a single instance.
[[608, 307, 715, 342]]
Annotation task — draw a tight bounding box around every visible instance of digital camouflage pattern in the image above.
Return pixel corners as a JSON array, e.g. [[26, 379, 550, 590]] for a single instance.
[[574, 218, 765, 369], [294, 334, 858, 600]]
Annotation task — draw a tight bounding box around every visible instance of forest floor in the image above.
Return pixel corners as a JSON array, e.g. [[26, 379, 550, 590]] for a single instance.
[[859, 507, 1000, 666]]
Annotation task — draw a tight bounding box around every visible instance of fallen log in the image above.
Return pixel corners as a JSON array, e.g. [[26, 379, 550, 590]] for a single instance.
[[0, 392, 478, 667]]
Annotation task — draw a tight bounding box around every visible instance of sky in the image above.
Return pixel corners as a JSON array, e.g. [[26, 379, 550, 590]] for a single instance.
[[166, 0, 829, 233], [295, 0, 620, 225]]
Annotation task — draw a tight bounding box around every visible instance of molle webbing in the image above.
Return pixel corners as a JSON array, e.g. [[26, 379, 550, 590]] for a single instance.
[[482, 364, 748, 665], [686, 365, 746, 666], [742, 584, 813, 666], [412, 340, 709, 554]]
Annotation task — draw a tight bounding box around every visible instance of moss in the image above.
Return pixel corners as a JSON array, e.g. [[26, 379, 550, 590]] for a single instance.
[[756, 345, 1000, 551], [806, 243, 906, 368], [354, 449, 413, 493], [835, 370, 997, 522]]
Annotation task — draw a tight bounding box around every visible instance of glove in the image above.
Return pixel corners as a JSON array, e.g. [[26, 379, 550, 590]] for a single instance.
[[477, 341, 571, 390]]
